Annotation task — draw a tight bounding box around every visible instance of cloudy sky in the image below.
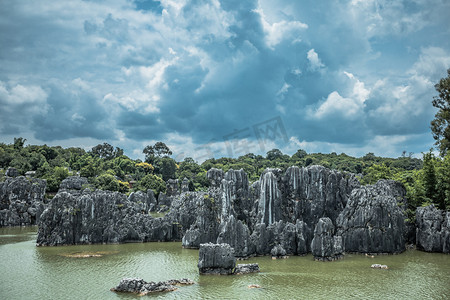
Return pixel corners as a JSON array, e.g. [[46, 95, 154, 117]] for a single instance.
[[1, 0, 449, 161]]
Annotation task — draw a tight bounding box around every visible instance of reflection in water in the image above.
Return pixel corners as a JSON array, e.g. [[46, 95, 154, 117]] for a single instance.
[[1, 227, 450, 299]]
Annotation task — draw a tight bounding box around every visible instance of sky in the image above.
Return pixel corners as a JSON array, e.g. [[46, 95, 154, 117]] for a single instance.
[[1, 0, 450, 162]]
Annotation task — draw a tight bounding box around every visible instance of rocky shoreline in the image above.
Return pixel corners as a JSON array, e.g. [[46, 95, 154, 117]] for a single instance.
[[1, 165, 449, 257]]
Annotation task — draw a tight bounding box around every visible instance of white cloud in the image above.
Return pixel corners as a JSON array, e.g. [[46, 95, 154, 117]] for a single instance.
[[311, 72, 369, 119], [254, 6, 307, 49], [368, 47, 450, 128], [307, 49, 325, 71], [0, 81, 47, 106]]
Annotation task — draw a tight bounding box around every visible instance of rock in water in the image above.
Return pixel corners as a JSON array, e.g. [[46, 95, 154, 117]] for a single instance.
[[311, 217, 342, 261], [111, 278, 194, 295], [416, 204, 450, 253], [198, 243, 236, 275], [270, 244, 287, 258], [36, 190, 181, 246], [217, 215, 253, 258], [0, 176, 46, 227], [234, 263, 260, 274], [336, 180, 406, 254]]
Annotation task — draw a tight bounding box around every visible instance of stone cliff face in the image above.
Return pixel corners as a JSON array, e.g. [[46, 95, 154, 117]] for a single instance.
[[34, 165, 448, 256], [37, 188, 182, 246], [0, 176, 46, 226], [416, 204, 450, 253], [311, 217, 342, 261], [336, 180, 406, 254]]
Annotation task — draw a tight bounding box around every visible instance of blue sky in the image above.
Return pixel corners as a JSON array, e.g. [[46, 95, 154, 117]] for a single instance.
[[1, 0, 449, 161]]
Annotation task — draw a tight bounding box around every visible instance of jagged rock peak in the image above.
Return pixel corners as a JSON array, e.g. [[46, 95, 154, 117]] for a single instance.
[[59, 176, 89, 191], [166, 179, 180, 196], [311, 217, 342, 261], [207, 168, 225, 188], [416, 204, 450, 253]]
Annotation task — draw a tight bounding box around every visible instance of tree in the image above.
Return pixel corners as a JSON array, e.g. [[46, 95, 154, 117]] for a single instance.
[[266, 149, 283, 161], [13, 137, 26, 150], [143, 142, 172, 163], [159, 157, 176, 181], [95, 173, 120, 192], [91, 143, 114, 160], [431, 68, 450, 156], [422, 151, 437, 204], [138, 174, 166, 197]]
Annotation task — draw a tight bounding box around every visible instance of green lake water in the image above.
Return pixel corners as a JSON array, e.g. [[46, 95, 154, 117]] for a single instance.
[[1, 227, 449, 299]]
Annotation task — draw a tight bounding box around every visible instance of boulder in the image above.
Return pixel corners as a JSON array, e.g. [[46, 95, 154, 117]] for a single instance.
[[5, 167, 18, 177], [111, 278, 194, 295], [198, 243, 236, 275], [234, 263, 260, 274], [336, 180, 406, 254], [270, 244, 287, 258], [416, 204, 450, 253], [311, 217, 342, 261]]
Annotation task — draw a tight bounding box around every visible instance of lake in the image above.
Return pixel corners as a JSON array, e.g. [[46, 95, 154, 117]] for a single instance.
[[1, 227, 449, 299]]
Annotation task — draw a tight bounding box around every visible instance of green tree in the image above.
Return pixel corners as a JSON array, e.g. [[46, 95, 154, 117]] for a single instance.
[[436, 154, 450, 210], [138, 174, 166, 197], [361, 163, 392, 185], [159, 157, 176, 181], [431, 68, 450, 156], [91, 143, 114, 160], [422, 151, 437, 205], [95, 173, 120, 192], [143, 142, 172, 164], [13, 137, 26, 150]]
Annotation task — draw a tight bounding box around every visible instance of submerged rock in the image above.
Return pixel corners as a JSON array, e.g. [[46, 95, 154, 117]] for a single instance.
[[111, 278, 194, 295], [416, 205, 450, 253], [234, 263, 260, 274], [198, 243, 236, 275], [371, 264, 389, 269]]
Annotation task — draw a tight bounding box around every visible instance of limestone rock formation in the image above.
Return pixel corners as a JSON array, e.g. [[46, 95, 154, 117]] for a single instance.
[[59, 176, 89, 191], [416, 204, 450, 253], [36, 190, 181, 246], [111, 278, 194, 295], [234, 263, 260, 274], [0, 176, 46, 226], [5, 167, 18, 177], [182, 192, 220, 248], [270, 244, 287, 258], [216, 215, 253, 257], [336, 180, 406, 254], [207, 168, 224, 188], [198, 243, 236, 275], [311, 217, 342, 261]]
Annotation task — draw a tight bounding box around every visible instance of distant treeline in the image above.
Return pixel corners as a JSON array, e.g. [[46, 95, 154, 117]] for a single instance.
[[0, 137, 449, 216]]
